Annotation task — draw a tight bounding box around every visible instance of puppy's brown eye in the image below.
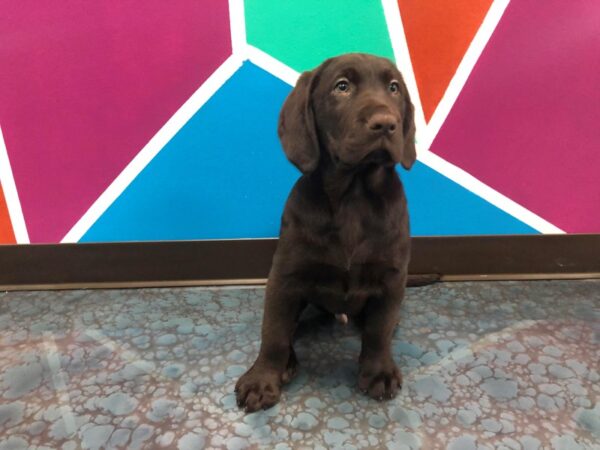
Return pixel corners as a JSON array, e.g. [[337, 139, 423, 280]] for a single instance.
[[334, 79, 350, 93], [389, 81, 400, 94]]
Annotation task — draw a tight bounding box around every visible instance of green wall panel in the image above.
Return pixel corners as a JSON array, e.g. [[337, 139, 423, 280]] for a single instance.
[[245, 0, 395, 72]]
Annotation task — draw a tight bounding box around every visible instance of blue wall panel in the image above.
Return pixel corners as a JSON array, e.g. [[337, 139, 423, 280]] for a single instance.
[[82, 63, 298, 241], [82, 63, 536, 242]]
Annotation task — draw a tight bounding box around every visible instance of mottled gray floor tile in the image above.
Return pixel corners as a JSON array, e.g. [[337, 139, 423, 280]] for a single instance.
[[0, 281, 599, 449]]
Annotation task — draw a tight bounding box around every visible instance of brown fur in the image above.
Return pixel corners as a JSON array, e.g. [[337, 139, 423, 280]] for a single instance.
[[235, 53, 417, 412]]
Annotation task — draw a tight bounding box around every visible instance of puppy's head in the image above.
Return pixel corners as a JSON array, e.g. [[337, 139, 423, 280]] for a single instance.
[[278, 53, 416, 173]]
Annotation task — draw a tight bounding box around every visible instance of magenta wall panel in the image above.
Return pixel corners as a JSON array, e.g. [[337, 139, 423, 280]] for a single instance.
[[0, 1, 231, 242], [430, 0, 600, 233], [1, 2, 598, 243]]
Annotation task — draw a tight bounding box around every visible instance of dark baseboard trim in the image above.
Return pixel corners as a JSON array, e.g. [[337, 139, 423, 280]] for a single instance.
[[1, 235, 599, 291]]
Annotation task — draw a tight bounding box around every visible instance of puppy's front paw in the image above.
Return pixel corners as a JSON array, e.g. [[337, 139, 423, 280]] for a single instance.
[[358, 357, 402, 400], [235, 367, 282, 413]]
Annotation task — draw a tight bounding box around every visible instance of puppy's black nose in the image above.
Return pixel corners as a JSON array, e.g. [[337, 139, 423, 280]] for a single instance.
[[367, 113, 398, 135]]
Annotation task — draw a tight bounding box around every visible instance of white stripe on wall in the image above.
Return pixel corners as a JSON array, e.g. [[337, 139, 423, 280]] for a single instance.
[[247, 45, 299, 86], [0, 125, 30, 243], [229, 0, 248, 57], [381, 0, 428, 154]]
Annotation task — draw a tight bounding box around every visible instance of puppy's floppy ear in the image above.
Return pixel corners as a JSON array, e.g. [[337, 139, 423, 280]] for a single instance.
[[399, 80, 417, 170], [278, 71, 319, 173]]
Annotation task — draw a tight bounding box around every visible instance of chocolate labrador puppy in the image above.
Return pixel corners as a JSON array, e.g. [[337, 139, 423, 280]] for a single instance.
[[235, 53, 416, 412]]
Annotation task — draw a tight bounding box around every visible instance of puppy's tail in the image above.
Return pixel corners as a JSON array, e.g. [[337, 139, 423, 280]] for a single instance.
[[406, 273, 441, 287]]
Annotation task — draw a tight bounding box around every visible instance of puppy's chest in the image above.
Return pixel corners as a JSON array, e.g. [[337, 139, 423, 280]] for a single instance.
[[333, 200, 380, 265]]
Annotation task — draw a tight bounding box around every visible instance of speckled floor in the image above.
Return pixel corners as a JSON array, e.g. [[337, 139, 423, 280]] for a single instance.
[[0, 280, 599, 450]]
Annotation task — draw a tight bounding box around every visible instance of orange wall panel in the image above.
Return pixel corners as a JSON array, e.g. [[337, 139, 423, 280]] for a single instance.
[[398, 0, 492, 121], [0, 185, 16, 243]]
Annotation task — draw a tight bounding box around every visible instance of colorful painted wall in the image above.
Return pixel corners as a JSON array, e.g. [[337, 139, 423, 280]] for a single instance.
[[1, 0, 598, 244]]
